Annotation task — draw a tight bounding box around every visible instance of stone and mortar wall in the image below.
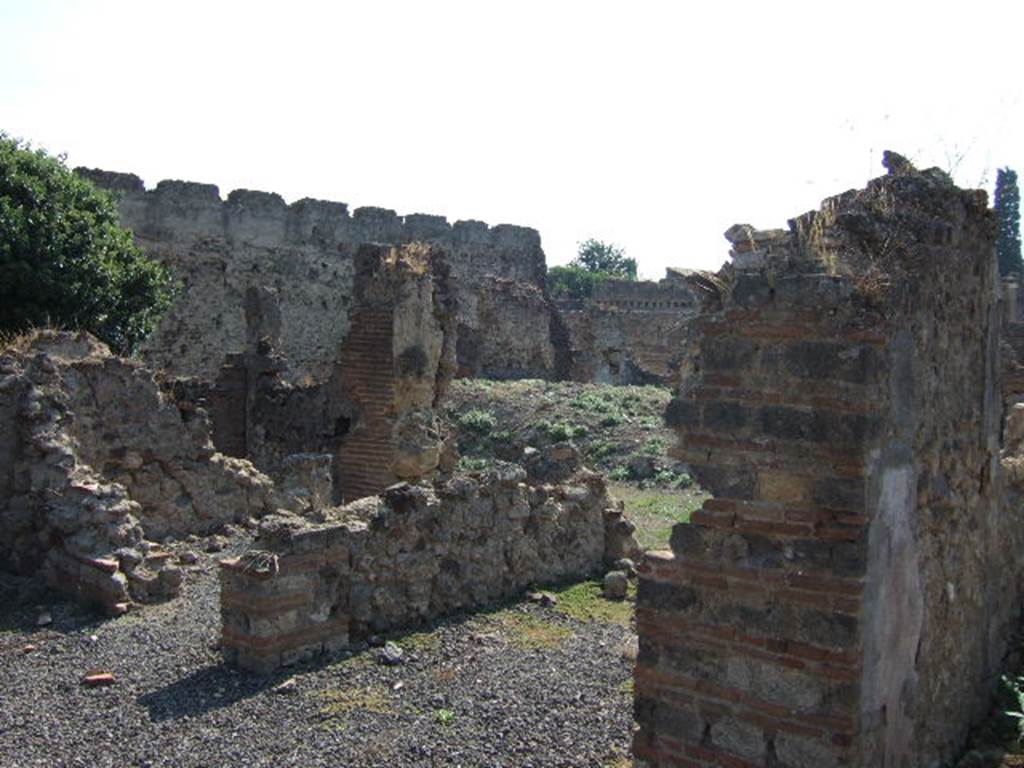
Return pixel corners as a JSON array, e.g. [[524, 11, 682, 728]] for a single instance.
[[634, 159, 1022, 767], [558, 275, 702, 385], [75, 169, 562, 383], [220, 468, 637, 673], [0, 332, 280, 612]]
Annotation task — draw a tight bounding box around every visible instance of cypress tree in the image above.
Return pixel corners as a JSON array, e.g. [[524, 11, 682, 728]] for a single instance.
[[995, 167, 1023, 277]]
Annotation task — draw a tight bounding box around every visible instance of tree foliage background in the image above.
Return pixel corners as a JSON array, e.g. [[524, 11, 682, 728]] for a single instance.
[[995, 167, 1022, 278], [0, 134, 173, 353], [548, 238, 637, 300]]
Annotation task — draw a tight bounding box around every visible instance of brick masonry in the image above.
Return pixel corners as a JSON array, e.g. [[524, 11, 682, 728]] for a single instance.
[[635, 159, 1023, 767]]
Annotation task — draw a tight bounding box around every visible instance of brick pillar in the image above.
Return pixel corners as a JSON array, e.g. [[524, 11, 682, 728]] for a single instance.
[[634, 162, 1019, 767], [334, 243, 455, 502], [336, 306, 396, 501]]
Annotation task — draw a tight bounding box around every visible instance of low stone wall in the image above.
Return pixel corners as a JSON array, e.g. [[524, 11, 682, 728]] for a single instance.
[[634, 158, 1022, 767], [220, 468, 637, 673]]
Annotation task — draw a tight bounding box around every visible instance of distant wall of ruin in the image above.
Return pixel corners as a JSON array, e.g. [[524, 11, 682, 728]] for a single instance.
[[220, 470, 628, 673], [559, 277, 701, 385], [634, 164, 1023, 767], [76, 169, 561, 384]]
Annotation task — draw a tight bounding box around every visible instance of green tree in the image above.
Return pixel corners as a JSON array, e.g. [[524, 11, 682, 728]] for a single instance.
[[996, 167, 1023, 277], [0, 134, 173, 353], [574, 238, 637, 279], [547, 239, 636, 300]]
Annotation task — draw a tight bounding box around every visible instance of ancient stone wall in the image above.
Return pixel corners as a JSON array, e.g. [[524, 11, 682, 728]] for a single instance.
[[220, 468, 637, 673], [75, 169, 561, 383], [634, 159, 1022, 767], [0, 332, 279, 612], [558, 274, 703, 385]]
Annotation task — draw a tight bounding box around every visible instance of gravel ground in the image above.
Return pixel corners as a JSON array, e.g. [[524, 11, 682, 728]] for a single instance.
[[0, 539, 637, 768]]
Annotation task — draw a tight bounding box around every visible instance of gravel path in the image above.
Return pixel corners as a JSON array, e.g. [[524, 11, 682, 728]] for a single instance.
[[0, 540, 636, 768]]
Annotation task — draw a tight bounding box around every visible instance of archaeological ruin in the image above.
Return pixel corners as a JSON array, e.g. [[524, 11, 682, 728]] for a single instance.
[[4, 153, 1024, 767]]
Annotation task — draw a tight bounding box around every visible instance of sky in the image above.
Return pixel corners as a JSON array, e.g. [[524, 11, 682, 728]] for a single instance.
[[2, 0, 1022, 277]]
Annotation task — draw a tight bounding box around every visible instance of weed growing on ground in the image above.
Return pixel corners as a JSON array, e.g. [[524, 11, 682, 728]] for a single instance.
[[434, 708, 456, 727], [571, 392, 616, 414], [458, 409, 497, 434], [457, 456, 492, 472], [641, 437, 667, 456], [608, 467, 630, 481]]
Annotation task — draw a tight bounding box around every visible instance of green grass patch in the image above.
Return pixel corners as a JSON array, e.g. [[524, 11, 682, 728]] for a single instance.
[[550, 580, 634, 627], [610, 483, 707, 551]]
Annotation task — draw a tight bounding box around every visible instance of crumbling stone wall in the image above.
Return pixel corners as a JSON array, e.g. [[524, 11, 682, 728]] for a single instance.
[[220, 467, 636, 672], [75, 169, 562, 383], [634, 158, 1022, 767], [0, 332, 278, 612], [456, 276, 566, 379]]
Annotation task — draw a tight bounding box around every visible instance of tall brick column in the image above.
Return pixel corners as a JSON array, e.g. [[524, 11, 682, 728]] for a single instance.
[[334, 243, 456, 502], [634, 159, 1022, 767]]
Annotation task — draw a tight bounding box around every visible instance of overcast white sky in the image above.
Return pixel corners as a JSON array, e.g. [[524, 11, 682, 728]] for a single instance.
[[2, 0, 1022, 276]]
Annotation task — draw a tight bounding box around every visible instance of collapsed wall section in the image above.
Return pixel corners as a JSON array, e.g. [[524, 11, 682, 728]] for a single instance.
[[0, 332, 278, 613], [75, 169, 561, 383], [219, 469, 634, 673], [634, 158, 1021, 767]]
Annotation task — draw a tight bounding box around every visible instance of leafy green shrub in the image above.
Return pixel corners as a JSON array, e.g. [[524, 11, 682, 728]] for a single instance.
[[547, 265, 610, 300], [652, 469, 694, 489], [490, 429, 513, 443], [0, 134, 174, 353], [548, 422, 587, 441], [458, 409, 497, 435], [533, 419, 586, 441]]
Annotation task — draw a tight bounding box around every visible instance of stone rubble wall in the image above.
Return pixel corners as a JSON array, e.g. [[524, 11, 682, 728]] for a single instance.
[[0, 332, 280, 612], [220, 468, 637, 673], [75, 169, 561, 384], [634, 159, 1023, 768]]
